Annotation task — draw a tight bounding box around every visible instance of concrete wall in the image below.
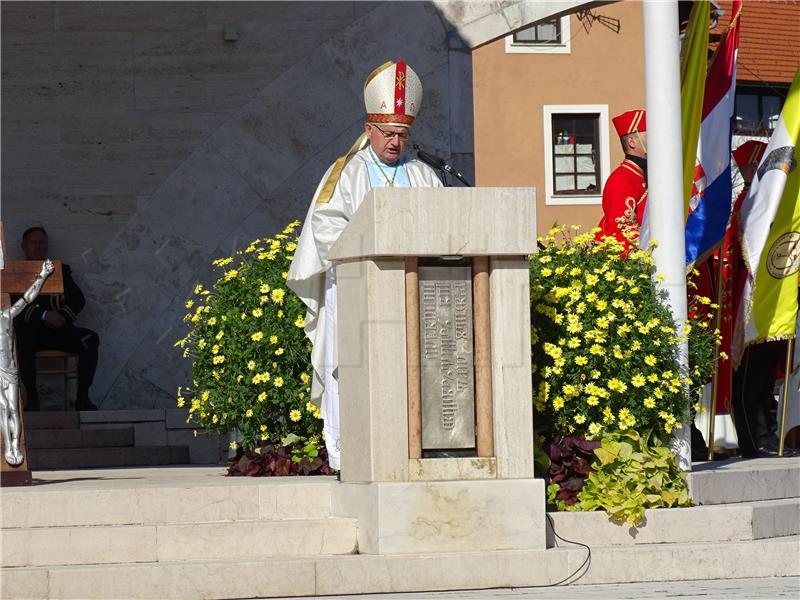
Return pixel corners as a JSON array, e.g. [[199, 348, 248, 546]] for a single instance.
[[472, 1, 645, 236], [1, 1, 476, 409]]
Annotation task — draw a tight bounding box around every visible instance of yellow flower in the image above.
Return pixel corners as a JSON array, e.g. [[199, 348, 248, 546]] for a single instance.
[[245, 409, 253, 417], [223, 269, 238, 281], [631, 374, 646, 388], [277, 310, 284, 318], [247, 360, 256, 371], [215, 330, 225, 340], [251, 331, 264, 342], [260, 424, 268, 432], [281, 271, 288, 279], [252, 308, 263, 318], [588, 422, 602, 435], [603, 407, 615, 423], [208, 317, 217, 326], [257, 391, 267, 402], [198, 339, 207, 349], [562, 384, 579, 398], [575, 355, 588, 366], [644, 397, 656, 408], [552, 397, 565, 410], [212, 355, 225, 364], [589, 344, 604, 356], [719, 351, 729, 361], [587, 396, 599, 406], [212, 414, 219, 424], [271, 288, 285, 304], [260, 295, 269, 304], [211, 344, 220, 355], [269, 335, 279, 345], [607, 378, 627, 393], [300, 372, 310, 384], [229, 441, 238, 450], [294, 314, 305, 328], [644, 354, 657, 366], [275, 348, 284, 356], [574, 414, 586, 424], [260, 283, 271, 294], [273, 377, 284, 387], [290, 409, 302, 422], [185, 299, 194, 308]]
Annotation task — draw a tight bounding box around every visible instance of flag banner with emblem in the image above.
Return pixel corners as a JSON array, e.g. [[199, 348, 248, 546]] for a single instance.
[[680, 0, 710, 214], [684, 0, 741, 267], [734, 66, 800, 365]]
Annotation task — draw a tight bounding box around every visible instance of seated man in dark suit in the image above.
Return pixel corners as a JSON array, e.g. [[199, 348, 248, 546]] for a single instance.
[[13, 227, 99, 411]]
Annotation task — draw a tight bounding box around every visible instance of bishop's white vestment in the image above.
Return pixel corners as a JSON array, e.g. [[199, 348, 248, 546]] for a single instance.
[[287, 147, 442, 469]]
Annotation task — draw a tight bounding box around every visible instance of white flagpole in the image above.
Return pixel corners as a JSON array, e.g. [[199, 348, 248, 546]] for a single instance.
[[643, 0, 691, 470]]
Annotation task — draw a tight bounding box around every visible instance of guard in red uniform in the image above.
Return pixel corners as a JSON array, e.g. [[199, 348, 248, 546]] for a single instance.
[[597, 110, 648, 248]]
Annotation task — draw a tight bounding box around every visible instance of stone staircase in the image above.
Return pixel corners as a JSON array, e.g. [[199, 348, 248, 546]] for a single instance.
[[1, 459, 799, 599], [23, 409, 224, 470]]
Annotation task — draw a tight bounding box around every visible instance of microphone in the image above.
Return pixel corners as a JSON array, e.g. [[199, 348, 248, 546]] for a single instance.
[[413, 144, 472, 187]]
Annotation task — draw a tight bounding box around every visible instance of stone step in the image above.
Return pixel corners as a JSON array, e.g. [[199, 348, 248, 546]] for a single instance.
[[547, 498, 800, 547], [689, 457, 800, 505], [1, 517, 358, 568], [26, 446, 189, 470], [1, 470, 336, 528], [25, 427, 135, 449], [3, 536, 798, 599], [23, 411, 80, 430]]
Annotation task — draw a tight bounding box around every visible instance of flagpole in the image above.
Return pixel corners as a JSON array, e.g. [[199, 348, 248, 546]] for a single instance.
[[707, 252, 725, 461], [643, 0, 691, 470], [778, 337, 794, 457]]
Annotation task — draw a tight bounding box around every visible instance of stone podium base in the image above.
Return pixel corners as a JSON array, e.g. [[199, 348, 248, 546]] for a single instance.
[[333, 478, 545, 555]]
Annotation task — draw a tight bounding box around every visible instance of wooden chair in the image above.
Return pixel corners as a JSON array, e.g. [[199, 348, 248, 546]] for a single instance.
[[35, 350, 78, 410]]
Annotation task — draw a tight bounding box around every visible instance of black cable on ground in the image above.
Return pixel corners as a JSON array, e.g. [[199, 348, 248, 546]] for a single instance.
[[517, 513, 593, 589]]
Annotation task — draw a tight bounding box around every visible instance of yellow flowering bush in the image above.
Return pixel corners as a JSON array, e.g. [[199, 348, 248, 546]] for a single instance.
[[530, 226, 694, 441], [176, 221, 323, 455]]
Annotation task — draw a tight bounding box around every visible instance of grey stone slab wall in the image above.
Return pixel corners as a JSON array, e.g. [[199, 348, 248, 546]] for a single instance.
[[1, 1, 478, 409], [4, 0, 595, 409]]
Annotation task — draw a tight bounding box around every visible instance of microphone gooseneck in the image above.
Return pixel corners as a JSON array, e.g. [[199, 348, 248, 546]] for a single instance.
[[412, 144, 472, 187]]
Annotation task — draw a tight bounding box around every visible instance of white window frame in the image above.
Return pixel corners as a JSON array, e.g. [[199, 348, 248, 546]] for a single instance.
[[543, 104, 610, 206], [505, 16, 571, 54]]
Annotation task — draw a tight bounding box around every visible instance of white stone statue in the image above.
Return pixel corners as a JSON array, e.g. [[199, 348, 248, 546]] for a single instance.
[[1, 259, 54, 465]]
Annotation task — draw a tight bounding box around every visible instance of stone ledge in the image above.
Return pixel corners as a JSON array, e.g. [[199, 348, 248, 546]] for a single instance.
[[2, 537, 798, 599]]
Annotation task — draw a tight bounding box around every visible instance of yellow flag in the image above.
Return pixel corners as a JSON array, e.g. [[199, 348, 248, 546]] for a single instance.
[[735, 66, 800, 360], [680, 0, 710, 215]]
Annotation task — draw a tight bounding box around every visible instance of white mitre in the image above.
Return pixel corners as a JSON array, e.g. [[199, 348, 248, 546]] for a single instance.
[[364, 59, 423, 127]]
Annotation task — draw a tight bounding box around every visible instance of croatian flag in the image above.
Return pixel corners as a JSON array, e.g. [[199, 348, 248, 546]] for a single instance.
[[684, 0, 741, 267]]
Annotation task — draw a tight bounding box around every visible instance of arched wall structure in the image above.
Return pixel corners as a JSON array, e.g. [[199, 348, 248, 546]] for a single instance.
[[2, 1, 601, 409]]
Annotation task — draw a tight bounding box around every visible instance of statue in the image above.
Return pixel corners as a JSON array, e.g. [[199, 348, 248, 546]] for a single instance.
[[1, 259, 54, 465]]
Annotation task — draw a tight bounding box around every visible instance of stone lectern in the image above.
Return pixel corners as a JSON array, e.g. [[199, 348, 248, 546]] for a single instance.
[[329, 187, 545, 555]]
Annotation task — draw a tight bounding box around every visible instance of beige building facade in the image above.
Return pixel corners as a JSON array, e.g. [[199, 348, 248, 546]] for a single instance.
[[473, 1, 645, 236]]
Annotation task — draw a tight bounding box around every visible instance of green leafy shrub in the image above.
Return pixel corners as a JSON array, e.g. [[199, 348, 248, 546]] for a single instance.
[[176, 221, 323, 455], [573, 429, 692, 526]]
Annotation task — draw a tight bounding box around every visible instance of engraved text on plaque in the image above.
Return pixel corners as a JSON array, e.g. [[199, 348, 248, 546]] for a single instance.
[[419, 266, 475, 449]]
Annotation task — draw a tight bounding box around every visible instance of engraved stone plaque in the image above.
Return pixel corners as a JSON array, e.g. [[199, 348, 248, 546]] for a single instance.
[[419, 266, 475, 449]]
